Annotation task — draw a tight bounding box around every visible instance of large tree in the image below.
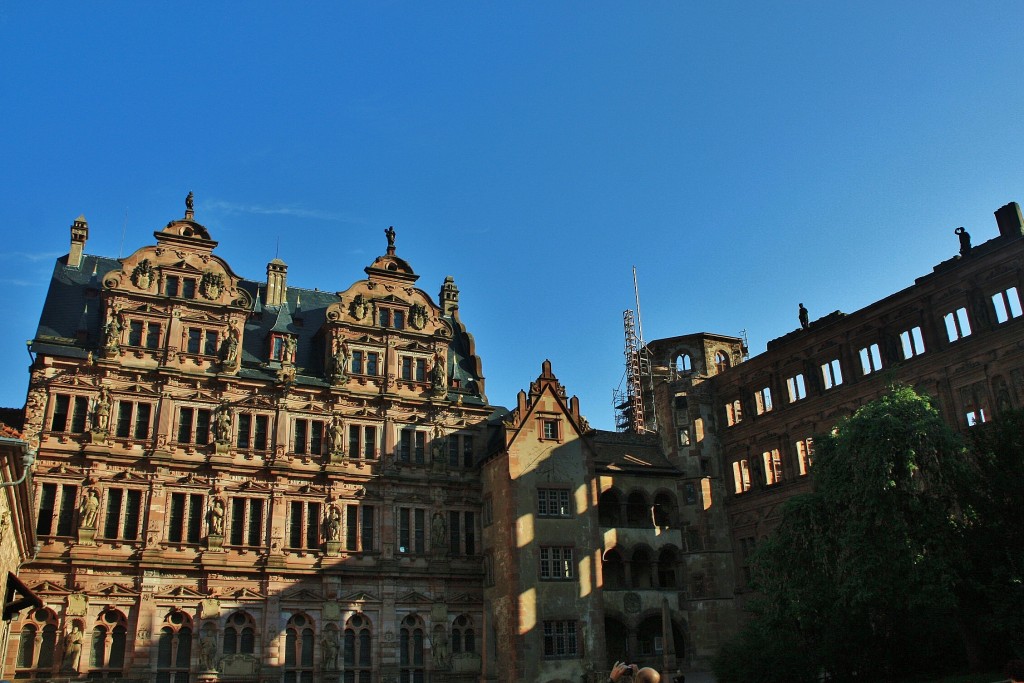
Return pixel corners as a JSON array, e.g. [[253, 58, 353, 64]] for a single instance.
[[715, 386, 975, 682]]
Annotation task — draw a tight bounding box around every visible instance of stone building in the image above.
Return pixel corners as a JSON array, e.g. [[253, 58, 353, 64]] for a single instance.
[[6, 195, 1024, 681], [7, 200, 492, 681]]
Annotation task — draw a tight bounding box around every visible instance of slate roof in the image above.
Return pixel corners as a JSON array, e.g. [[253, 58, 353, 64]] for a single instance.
[[34, 254, 121, 350], [589, 429, 679, 474]]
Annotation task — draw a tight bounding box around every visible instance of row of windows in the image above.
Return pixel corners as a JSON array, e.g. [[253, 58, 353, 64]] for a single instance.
[[723, 289, 1024, 426], [38, 485, 483, 557], [732, 437, 814, 494], [15, 607, 477, 678], [44, 395, 478, 464]]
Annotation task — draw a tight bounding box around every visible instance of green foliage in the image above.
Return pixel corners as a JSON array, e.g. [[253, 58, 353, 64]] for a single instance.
[[714, 386, 976, 683]]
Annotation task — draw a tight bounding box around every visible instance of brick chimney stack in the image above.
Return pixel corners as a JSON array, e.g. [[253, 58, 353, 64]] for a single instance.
[[68, 215, 89, 269], [995, 202, 1024, 238]]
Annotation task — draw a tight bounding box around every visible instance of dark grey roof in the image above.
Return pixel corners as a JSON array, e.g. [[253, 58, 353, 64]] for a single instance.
[[589, 429, 678, 474], [33, 254, 121, 355]]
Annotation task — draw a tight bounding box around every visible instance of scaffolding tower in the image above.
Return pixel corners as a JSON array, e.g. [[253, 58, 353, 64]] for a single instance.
[[616, 308, 652, 433]]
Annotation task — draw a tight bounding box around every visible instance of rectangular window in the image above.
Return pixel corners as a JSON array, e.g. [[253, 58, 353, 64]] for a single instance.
[[795, 437, 814, 476], [204, 330, 219, 356], [36, 482, 79, 537], [537, 489, 571, 517], [859, 343, 883, 375], [464, 511, 475, 555], [966, 408, 988, 426], [345, 504, 375, 552], [167, 492, 204, 544], [684, 482, 697, 505], [181, 278, 196, 299], [542, 419, 559, 440], [754, 387, 773, 415], [401, 357, 413, 380], [415, 358, 426, 381], [540, 547, 575, 580], [288, 501, 322, 550], [237, 414, 271, 451], [449, 511, 461, 556], [114, 401, 151, 440], [762, 449, 783, 485], [49, 394, 89, 434], [103, 488, 143, 541], [398, 507, 426, 554], [992, 286, 1023, 323], [944, 307, 973, 342], [732, 460, 751, 494], [899, 326, 926, 359], [393, 310, 405, 329], [165, 275, 180, 297], [177, 407, 212, 445], [820, 359, 843, 390], [725, 399, 742, 426], [146, 322, 161, 349], [399, 430, 425, 464], [293, 419, 324, 456], [366, 352, 379, 376], [187, 328, 202, 354], [351, 350, 364, 375], [229, 497, 265, 547], [786, 374, 807, 402], [128, 320, 144, 347], [542, 620, 578, 657], [483, 496, 493, 527]]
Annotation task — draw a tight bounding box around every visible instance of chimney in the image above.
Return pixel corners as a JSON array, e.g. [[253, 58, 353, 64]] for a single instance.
[[266, 258, 288, 308], [69, 215, 88, 268], [995, 202, 1024, 238]]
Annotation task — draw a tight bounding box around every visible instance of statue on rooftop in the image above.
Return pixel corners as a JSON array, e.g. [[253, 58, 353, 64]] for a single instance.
[[385, 225, 396, 248], [798, 303, 809, 330], [185, 191, 194, 213], [956, 226, 972, 256]]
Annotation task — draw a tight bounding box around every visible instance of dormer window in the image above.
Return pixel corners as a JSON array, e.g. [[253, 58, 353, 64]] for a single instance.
[[378, 306, 405, 330], [269, 334, 296, 363]]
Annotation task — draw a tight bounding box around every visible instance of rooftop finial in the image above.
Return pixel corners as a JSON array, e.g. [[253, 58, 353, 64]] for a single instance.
[[185, 191, 195, 220], [385, 226, 396, 255]]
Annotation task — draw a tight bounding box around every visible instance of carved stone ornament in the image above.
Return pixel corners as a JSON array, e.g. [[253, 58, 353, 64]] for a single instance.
[[199, 598, 221, 620], [351, 294, 369, 321], [624, 592, 641, 614], [66, 593, 89, 616], [200, 271, 225, 300], [323, 601, 341, 622], [132, 259, 154, 290], [410, 304, 428, 330]]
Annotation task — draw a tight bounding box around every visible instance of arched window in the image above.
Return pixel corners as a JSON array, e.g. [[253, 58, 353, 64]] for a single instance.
[[653, 492, 675, 528], [602, 548, 626, 590], [223, 611, 256, 655], [344, 613, 372, 683], [16, 607, 59, 676], [90, 608, 128, 676], [598, 489, 622, 527], [451, 614, 475, 654], [626, 491, 651, 528], [632, 547, 654, 589], [674, 353, 691, 375], [714, 350, 730, 374], [156, 610, 192, 683], [400, 614, 425, 683], [284, 613, 315, 683], [658, 546, 679, 588]]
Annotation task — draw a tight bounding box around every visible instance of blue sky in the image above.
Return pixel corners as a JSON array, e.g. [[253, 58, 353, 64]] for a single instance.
[[2, 3, 1023, 429]]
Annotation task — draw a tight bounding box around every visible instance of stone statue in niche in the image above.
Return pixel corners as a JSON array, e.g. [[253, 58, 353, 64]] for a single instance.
[[322, 628, 341, 671], [282, 335, 297, 364], [213, 402, 232, 445], [956, 226, 972, 256], [102, 309, 122, 355], [410, 303, 428, 330], [328, 415, 345, 457], [200, 271, 224, 300], [131, 259, 154, 290], [221, 327, 240, 369], [432, 623, 451, 670], [430, 352, 447, 398], [79, 488, 99, 528], [329, 337, 349, 383], [431, 512, 448, 555], [208, 497, 226, 537], [798, 303, 809, 330], [430, 426, 447, 473], [61, 623, 83, 672], [198, 632, 217, 670], [325, 505, 342, 542], [93, 388, 111, 433]]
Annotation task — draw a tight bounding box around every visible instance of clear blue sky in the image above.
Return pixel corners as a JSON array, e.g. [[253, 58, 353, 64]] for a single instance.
[[2, 3, 1023, 429]]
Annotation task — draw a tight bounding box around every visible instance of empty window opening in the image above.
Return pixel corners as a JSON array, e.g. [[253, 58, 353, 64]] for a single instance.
[[754, 387, 773, 414], [944, 307, 973, 342], [762, 449, 783, 485], [859, 343, 883, 375], [786, 374, 807, 402], [820, 359, 843, 390], [732, 460, 751, 494], [795, 437, 814, 476], [899, 326, 926, 359], [992, 286, 1023, 323]]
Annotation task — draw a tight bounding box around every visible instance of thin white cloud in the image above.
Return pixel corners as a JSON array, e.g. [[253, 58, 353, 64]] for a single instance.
[[0, 251, 62, 263], [0, 278, 42, 287], [204, 200, 355, 223]]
